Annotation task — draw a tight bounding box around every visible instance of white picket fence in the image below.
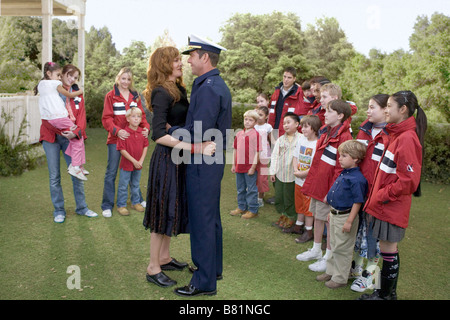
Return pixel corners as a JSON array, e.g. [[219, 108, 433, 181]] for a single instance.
[[0, 92, 41, 145]]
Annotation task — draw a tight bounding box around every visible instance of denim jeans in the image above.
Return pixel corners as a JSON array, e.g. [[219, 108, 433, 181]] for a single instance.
[[236, 171, 258, 214], [116, 169, 142, 207], [42, 135, 88, 218], [101, 144, 144, 210]]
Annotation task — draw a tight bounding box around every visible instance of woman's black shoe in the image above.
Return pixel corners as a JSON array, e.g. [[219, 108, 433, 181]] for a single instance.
[[146, 272, 177, 287], [160, 258, 188, 271]]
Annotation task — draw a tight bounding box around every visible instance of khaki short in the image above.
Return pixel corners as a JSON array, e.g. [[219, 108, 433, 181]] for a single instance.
[[309, 198, 330, 221]]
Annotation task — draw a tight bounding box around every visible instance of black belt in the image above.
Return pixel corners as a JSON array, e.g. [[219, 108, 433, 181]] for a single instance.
[[330, 208, 351, 215]]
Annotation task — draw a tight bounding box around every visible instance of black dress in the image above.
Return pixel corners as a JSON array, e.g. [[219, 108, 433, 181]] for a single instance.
[[143, 85, 189, 236]]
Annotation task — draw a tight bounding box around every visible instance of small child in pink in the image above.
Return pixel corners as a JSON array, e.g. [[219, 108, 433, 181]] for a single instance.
[[37, 62, 86, 180]]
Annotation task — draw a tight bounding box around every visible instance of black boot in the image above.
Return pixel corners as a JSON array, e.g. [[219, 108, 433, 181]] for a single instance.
[[358, 251, 399, 300]]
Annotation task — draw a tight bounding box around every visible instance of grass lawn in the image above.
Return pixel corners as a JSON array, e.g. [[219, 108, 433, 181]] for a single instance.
[[0, 128, 448, 301]]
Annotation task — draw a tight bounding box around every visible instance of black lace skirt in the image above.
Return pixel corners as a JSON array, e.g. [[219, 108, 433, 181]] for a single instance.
[[143, 144, 189, 236]]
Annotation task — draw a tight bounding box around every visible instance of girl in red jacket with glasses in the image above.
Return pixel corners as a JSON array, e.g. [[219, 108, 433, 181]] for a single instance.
[[359, 91, 427, 300]]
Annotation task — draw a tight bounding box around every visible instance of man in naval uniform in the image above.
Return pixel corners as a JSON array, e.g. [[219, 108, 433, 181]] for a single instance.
[[170, 35, 232, 297]]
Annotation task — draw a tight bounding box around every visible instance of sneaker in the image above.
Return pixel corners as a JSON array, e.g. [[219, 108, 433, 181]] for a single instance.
[[54, 214, 65, 223], [83, 209, 98, 218], [351, 270, 374, 292], [117, 207, 130, 216], [68, 165, 87, 181], [349, 264, 363, 279], [308, 257, 328, 272], [258, 198, 264, 207], [102, 209, 112, 218], [131, 203, 145, 212], [80, 166, 89, 175], [141, 201, 147, 208], [241, 211, 258, 219], [296, 248, 322, 262], [230, 208, 246, 216]]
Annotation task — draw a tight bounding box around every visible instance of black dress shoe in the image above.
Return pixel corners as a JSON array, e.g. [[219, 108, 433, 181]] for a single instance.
[[173, 285, 217, 297], [160, 258, 188, 271], [146, 272, 177, 288], [188, 265, 223, 280]]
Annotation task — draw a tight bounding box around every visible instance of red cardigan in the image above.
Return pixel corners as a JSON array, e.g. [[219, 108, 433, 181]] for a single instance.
[[364, 116, 422, 228], [302, 121, 353, 202]]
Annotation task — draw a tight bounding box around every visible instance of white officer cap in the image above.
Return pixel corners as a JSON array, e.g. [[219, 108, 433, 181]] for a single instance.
[[181, 34, 227, 55]]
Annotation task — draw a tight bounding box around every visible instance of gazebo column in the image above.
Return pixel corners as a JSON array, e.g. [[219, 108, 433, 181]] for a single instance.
[[41, 0, 53, 70], [77, 8, 85, 87]]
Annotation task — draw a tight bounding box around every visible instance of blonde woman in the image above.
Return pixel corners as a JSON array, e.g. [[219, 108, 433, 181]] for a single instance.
[[101, 68, 150, 217]]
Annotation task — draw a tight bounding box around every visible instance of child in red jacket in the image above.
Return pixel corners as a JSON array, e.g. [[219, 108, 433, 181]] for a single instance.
[[350, 94, 389, 293], [296, 100, 353, 273], [359, 90, 427, 300]]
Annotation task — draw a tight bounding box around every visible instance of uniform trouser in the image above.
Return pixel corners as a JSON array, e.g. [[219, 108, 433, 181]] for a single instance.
[[327, 212, 359, 284], [186, 160, 224, 292]]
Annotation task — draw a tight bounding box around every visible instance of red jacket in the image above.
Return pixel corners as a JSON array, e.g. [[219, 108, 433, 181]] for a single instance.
[[356, 119, 388, 194], [39, 84, 87, 143], [364, 116, 422, 229], [302, 121, 353, 201], [102, 85, 150, 145], [307, 100, 358, 127], [268, 83, 310, 137], [307, 100, 325, 125]]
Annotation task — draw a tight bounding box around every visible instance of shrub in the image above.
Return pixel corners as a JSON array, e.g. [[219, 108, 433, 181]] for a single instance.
[[0, 109, 36, 176]]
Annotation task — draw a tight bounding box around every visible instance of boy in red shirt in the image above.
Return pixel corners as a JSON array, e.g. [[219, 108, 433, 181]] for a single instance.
[[116, 107, 149, 216], [230, 110, 261, 219], [296, 100, 353, 273]]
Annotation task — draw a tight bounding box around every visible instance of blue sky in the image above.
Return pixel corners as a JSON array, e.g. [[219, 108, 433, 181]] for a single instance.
[[84, 0, 449, 56]]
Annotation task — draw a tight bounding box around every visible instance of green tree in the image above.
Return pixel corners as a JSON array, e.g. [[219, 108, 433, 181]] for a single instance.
[[83, 26, 120, 127], [404, 13, 450, 122], [219, 12, 309, 102], [303, 17, 356, 81]]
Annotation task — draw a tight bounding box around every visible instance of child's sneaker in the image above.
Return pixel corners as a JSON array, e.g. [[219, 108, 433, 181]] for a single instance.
[[258, 198, 264, 207], [102, 209, 112, 218], [230, 208, 245, 216], [349, 264, 363, 279], [308, 257, 327, 272], [351, 270, 374, 292], [241, 211, 258, 219], [296, 248, 322, 261], [68, 164, 87, 181], [54, 214, 65, 223], [80, 166, 89, 175]]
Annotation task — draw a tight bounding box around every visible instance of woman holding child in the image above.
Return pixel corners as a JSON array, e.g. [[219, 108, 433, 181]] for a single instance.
[[40, 64, 98, 223]]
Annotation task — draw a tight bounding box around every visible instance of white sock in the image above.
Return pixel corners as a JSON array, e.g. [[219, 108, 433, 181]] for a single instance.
[[296, 220, 304, 226], [312, 242, 321, 252], [323, 249, 332, 259], [305, 225, 313, 230]]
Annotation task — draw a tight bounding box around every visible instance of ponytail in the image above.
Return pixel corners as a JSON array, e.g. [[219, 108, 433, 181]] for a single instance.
[[391, 91, 428, 197]]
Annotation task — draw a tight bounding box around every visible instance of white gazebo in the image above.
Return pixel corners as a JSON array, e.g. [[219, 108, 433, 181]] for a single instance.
[[0, 0, 86, 144], [1, 0, 86, 86]]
